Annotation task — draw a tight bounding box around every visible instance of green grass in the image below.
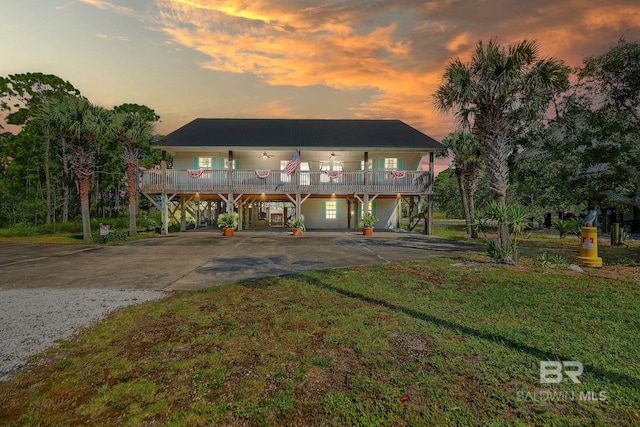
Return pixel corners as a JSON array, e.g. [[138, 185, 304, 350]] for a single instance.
[[517, 233, 640, 265], [0, 218, 157, 244], [1, 257, 638, 426]]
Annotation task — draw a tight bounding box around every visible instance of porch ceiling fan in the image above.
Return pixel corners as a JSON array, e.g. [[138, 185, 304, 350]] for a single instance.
[[329, 152, 341, 159], [259, 152, 275, 158]]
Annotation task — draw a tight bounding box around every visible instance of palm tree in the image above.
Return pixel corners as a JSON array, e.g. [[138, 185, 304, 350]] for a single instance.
[[440, 132, 482, 237], [112, 104, 158, 237], [3, 74, 80, 224], [434, 39, 569, 255], [33, 96, 73, 223], [45, 96, 111, 241]]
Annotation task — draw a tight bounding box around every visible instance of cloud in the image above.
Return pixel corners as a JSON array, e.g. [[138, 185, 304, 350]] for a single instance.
[[96, 33, 128, 41], [79, 0, 640, 139], [78, 0, 135, 16], [240, 100, 297, 118]]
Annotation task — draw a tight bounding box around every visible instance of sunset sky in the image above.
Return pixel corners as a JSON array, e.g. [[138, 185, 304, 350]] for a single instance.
[[1, 0, 639, 141]]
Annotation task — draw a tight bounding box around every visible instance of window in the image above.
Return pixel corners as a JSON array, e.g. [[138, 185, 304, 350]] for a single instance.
[[324, 201, 338, 219], [197, 157, 212, 169], [320, 161, 343, 183], [280, 160, 290, 182], [223, 159, 239, 169], [300, 162, 310, 185], [360, 159, 373, 170], [384, 158, 398, 170], [360, 201, 373, 217], [280, 161, 310, 184]]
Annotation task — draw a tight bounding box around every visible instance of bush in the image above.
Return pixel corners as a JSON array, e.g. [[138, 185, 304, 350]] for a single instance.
[[217, 212, 239, 229], [92, 229, 129, 244], [473, 201, 528, 265], [142, 217, 158, 231], [552, 219, 581, 238], [538, 252, 568, 269], [0, 223, 37, 237], [287, 214, 305, 231]]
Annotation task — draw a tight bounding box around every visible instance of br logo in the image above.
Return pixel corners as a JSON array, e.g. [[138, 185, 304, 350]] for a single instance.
[[540, 361, 583, 384]]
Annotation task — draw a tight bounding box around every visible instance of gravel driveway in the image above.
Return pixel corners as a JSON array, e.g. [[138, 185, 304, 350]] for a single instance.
[[0, 288, 166, 381]]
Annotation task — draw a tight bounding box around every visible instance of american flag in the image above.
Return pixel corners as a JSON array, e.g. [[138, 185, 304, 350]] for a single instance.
[[284, 150, 300, 175]]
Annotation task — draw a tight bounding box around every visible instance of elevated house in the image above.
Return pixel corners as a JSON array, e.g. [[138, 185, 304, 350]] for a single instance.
[[141, 119, 445, 234]]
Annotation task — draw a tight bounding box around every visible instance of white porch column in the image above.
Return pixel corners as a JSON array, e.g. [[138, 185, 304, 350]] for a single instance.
[[426, 152, 434, 235], [161, 150, 169, 235]]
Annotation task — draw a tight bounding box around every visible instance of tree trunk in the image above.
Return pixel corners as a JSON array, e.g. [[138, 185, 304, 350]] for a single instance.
[[126, 159, 137, 237], [476, 114, 511, 257], [464, 164, 480, 238], [494, 193, 512, 263], [78, 168, 92, 242], [456, 167, 472, 237], [61, 138, 70, 222], [468, 191, 478, 238], [44, 136, 52, 224]]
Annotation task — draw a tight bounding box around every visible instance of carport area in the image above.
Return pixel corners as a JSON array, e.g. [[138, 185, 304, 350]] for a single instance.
[[0, 230, 482, 291]]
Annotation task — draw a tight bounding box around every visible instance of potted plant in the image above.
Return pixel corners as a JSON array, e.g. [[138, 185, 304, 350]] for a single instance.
[[217, 212, 239, 236], [287, 214, 305, 236], [360, 212, 378, 236]]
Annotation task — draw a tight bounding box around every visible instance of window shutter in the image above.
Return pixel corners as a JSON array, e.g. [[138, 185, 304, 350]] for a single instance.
[[336, 201, 342, 220], [321, 201, 326, 219], [397, 158, 403, 170], [234, 159, 240, 169], [193, 157, 199, 169]]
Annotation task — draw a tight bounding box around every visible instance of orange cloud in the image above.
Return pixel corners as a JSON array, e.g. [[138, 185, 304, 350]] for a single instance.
[[155, 0, 441, 131], [584, 6, 640, 30], [78, 0, 135, 15], [240, 100, 297, 118], [80, 0, 640, 140]]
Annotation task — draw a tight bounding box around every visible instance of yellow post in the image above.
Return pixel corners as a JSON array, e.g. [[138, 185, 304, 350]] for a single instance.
[[576, 226, 603, 267]]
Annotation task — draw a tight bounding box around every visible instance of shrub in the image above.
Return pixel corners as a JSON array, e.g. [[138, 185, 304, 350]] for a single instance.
[[143, 217, 158, 231], [217, 212, 239, 229], [552, 219, 581, 238], [287, 214, 305, 231], [92, 229, 129, 244], [473, 201, 528, 265], [538, 252, 568, 269], [360, 213, 378, 228]]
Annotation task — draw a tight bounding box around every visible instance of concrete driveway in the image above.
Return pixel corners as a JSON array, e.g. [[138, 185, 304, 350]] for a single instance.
[[0, 230, 482, 291]]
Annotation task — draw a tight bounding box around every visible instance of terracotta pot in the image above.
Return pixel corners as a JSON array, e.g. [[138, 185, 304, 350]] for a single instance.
[[291, 228, 303, 236], [362, 227, 373, 236], [223, 228, 235, 237]]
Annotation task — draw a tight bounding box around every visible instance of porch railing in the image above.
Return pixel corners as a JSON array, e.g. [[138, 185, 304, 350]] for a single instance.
[[141, 169, 432, 195]]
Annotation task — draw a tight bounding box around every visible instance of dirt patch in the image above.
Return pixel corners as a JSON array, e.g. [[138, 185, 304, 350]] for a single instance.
[[585, 264, 640, 282]]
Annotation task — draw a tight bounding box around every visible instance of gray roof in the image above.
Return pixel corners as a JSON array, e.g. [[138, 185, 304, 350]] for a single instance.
[[156, 118, 444, 151]]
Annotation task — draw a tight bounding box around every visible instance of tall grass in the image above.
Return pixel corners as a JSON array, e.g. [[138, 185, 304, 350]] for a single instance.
[[0, 217, 154, 240]]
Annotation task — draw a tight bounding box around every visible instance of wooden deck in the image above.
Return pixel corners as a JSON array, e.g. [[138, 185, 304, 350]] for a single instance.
[[141, 169, 432, 196]]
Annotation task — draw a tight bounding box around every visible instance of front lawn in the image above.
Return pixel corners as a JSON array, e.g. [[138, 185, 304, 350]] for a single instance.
[[1, 257, 638, 426]]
